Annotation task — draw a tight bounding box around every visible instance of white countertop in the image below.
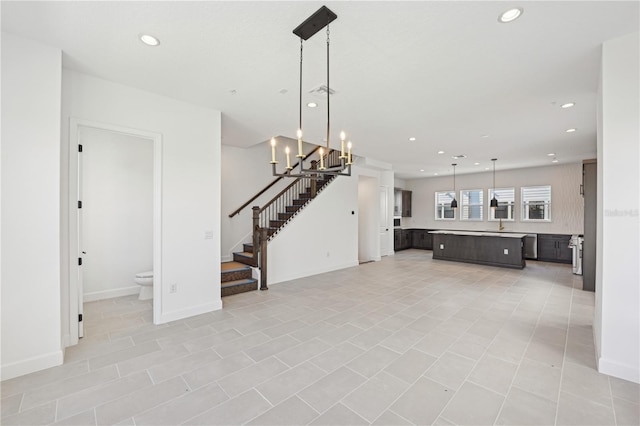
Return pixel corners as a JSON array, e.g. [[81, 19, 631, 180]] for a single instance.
[[429, 230, 527, 238]]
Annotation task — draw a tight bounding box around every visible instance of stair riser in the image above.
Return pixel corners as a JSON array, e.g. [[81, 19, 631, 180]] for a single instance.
[[243, 244, 254, 254], [233, 253, 257, 266], [221, 269, 252, 283], [221, 281, 258, 297], [286, 205, 302, 213], [278, 213, 293, 221]]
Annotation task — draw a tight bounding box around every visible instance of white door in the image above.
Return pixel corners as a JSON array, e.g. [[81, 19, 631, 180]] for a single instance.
[[379, 186, 390, 256]]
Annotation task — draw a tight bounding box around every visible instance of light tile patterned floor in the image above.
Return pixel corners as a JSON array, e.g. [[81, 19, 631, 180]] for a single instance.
[[2, 250, 639, 425]]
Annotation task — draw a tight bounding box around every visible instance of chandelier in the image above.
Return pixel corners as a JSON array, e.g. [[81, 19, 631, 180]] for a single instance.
[[269, 6, 352, 179]]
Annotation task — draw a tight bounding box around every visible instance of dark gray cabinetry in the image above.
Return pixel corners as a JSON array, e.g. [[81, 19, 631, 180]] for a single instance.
[[583, 160, 596, 291], [432, 233, 526, 269], [412, 229, 433, 250], [394, 229, 411, 251], [402, 190, 412, 217], [394, 229, 417, 251], [537, 234, 572, 264]]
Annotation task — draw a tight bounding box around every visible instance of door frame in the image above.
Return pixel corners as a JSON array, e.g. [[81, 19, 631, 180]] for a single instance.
[[68, 118, 163, 346]]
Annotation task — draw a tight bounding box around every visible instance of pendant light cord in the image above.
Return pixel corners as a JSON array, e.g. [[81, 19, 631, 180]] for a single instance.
[[326, 24, 330, 150], [299, 38, 303, 133]]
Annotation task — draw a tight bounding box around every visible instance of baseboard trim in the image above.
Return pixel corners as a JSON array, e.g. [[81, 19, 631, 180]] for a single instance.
[[156, 300, 223, 324], [269, 261, 359, 285], [1, 349, 64, 381], [84, 286, 140, 302], [598, 356, 640, 384]]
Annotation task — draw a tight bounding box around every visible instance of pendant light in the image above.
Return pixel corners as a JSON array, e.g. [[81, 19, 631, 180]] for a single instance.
[[269, 6, 352, 179], [490, 158, 498, 209], [450, 163, 458, 209]]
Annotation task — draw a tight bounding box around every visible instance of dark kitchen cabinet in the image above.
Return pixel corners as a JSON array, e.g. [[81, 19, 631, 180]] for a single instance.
[[537, 234, 572, 264], [394, 229, 413, 251], [412, 229, 433, 250], [402, 190, 412, 217], [582, 160, 596, 291]]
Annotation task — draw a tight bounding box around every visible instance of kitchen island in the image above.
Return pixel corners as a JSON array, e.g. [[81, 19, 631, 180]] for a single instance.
[[430, 230, 527, 269]]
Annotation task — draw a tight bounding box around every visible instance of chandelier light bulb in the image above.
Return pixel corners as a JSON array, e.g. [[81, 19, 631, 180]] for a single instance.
[[270, 138, 277, 163]]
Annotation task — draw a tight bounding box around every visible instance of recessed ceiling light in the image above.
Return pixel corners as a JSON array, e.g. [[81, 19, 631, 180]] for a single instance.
[[139, 33, 160, 46], [419, 169, 424, 172], [474, 162, 480, 166], [409, 137, 416, 141], [552, 159, 559, 163], [566, 128, 577, 133], [307, 102, 318, 108], [561, 102, 575, 108], [481, 134, 489, 138], [547, 153, 555, 156], [498, 7, 523, 23], [452, 154, 466, 160], [434, 173, 439, 176], [485, 167, 490, 170], [438, 150, 445, 155]]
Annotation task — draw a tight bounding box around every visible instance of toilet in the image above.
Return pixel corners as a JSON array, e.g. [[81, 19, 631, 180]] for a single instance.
[[134, 271, 153, 300]]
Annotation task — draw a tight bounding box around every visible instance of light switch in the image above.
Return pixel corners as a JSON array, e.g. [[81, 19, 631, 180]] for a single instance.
[[440, 244, 444, 250], [503, 248, 509, 255], [204, 231, 214, 240]]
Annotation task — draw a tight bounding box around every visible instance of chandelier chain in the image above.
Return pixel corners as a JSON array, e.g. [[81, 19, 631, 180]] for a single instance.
[[326, 24, 330, 150], [299, 38, 303, 133]]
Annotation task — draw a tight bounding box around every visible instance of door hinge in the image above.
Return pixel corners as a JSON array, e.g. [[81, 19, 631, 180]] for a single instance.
[[78, 314, 83, 322], [78, 257, 82, 266], [78, 144, 83, 152], [78, 200, 82, 209]]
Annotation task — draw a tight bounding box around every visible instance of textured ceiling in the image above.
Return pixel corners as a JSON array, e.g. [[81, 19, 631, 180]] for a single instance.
[[2, 1, 638, 178]]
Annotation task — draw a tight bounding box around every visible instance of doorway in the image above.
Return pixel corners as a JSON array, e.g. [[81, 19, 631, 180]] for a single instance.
[[357, 175, 380, 263], [68, 119, 162, 345]]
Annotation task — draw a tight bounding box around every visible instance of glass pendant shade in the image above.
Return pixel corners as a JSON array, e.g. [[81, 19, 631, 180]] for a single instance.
[[451, 163, 457, 209], [490, 158, 498, 209]]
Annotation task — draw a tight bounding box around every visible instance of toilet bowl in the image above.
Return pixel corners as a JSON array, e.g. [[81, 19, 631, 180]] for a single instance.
[[134, 271, 153, 300]]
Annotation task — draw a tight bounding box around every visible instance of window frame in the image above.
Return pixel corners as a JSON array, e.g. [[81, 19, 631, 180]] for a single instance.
[[488, 187, 515, 222], [460, 189, 484, 221], [521, 185, 552, 222], [435, 191, 456, 220]]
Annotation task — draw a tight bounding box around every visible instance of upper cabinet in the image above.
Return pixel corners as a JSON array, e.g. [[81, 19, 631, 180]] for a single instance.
[[394, 189, 412, 217], [402, 190, 412, 217]]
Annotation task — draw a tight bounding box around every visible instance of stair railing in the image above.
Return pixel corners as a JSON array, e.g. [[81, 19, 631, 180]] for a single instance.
[[251, 149, 340, 290], [228, 145, 322, 218]]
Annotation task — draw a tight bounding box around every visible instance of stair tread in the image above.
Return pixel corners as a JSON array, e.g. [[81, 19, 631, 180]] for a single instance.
[[222, 278, 257, 288], [221, 261, 250, 271], [234, 251, 253, 257]]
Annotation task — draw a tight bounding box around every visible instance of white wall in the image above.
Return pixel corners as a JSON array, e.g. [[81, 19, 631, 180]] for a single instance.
[[221, 141, 311, 261], [61, 70, 222, 326], [267, 173, 359, 284], [81, 128, 153, 301], [1, 33, 63, 380], [596, 32, 639, 383], [403, 163, 584, 235]]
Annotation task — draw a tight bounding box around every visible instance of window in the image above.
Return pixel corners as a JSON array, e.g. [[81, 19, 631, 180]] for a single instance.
[[435, 191, 455, 220], [460, 189, 483, 221], [488, 187, 515, 221], [522, 185, 551, 221]]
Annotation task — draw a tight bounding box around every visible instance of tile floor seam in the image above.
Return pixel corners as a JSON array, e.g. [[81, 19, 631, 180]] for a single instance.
[[380, 407, 416, 425], [553, 285, 576, 426], [484, 279, 554, 425]]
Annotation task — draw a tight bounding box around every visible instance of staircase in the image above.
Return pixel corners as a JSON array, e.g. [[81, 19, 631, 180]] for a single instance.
[[224, 148, 343, 296], [221, 244, 258, 297]]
